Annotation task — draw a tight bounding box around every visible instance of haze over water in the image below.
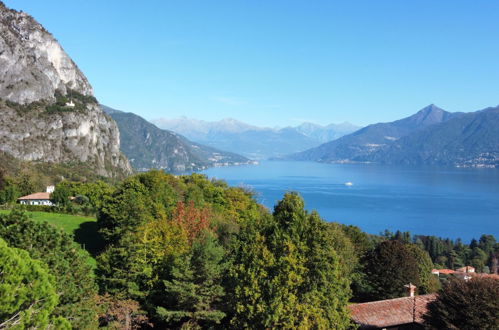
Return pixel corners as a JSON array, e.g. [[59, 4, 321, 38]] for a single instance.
[[202, 161, 499, 241]]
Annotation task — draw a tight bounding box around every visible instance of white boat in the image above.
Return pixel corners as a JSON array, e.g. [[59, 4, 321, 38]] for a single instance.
[[344, 182, 353, 186]]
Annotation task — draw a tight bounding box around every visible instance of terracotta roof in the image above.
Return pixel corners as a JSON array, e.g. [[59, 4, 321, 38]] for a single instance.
[[17, 192, 51, 200], [435, 269, 456, 274], [349, 294, 437, 328]]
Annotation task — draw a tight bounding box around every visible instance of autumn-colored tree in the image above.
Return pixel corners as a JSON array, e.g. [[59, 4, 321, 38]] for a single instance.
[[96, 295, 151, 330], [172, 201, 211, 243]]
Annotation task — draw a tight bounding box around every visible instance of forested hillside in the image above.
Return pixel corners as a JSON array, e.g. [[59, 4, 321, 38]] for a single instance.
[[1, 168, 497, 328]]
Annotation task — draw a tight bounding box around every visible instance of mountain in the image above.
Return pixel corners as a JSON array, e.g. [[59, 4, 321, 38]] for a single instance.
[[288, 105, 459, 162], [367, 106, 499, 167], [102, 106, 253, 173], [0, 2, 131, 177], [294, 122, 361, 143], [152, 117, 359, 159]]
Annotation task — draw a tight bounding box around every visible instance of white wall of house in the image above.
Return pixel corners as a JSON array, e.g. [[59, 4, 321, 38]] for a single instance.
[[19, 199, 53, 206]]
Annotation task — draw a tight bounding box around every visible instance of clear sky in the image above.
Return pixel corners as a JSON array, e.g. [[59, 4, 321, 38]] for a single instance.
[[5, 0, 499, 127]]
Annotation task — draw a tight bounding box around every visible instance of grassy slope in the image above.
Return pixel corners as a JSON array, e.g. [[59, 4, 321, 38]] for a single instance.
[[0, 210, 104, 267]]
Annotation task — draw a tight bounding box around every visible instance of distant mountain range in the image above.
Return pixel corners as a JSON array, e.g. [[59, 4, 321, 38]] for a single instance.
[[286, 104, 499, 168], [102, 106, 253, 173], [152, 117, 360, 159]]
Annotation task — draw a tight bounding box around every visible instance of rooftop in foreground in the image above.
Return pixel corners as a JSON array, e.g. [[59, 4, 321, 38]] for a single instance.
[[348, 294, 437, 329]]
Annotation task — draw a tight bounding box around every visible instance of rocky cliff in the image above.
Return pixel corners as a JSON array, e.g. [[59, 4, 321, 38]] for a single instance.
[[0, 2, 131, 177]]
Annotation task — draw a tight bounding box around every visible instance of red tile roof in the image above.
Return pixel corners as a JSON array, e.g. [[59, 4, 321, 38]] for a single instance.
[[435, 269, 456, 274], [17, 192, 51, 200], [349, 294, 437, 328]]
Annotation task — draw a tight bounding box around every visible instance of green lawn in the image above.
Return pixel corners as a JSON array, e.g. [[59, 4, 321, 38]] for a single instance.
[[0, 210, 104, 266], [2, 210, 94, 232]]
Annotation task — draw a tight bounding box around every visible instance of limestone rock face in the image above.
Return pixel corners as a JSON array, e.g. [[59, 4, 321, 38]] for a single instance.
[[0, 3, 132, 177], [0, 103, 132, 177], [0, 3, 92, 104]]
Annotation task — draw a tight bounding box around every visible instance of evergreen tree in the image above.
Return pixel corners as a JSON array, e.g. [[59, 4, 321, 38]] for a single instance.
[[153, 232, 226, 328], [363, 240, 420, 300], [0, 210, 98, 329], [0, 238, 69, 329]]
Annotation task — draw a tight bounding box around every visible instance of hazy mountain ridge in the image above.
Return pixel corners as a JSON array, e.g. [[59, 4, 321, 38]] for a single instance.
[[102, 106, 253, 173], [287, 104, 460, 162], [287, 104, 499, 168], [368, 106, 499, 167], [0, 3, 131, 177], [152, 116, 360, 159]]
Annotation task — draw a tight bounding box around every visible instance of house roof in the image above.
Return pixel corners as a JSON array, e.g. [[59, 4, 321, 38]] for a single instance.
[[17, 192, 51, 200], [348, 294, 437, 328], [434, 269, 456, 274]]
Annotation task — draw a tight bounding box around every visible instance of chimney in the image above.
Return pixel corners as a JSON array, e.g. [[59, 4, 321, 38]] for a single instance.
[[46, 185, 55, 193], [404, 283, 416, 297]]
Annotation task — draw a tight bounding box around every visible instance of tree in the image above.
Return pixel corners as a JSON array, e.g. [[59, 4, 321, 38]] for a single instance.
[[16, 172, 36, 196], [0, 176, 20, 205], [326, 223, 357, 276], [406, 244, 439, 294], [51, 181, 72, 207], [153, 232, 227, 328], [96, 295, 150, 330], [363, 240, 420, 300], [227, 193, 352, 329], [0, 238, 69, 329], [0, 209, 98, 329], [424, 277, 499, 329]]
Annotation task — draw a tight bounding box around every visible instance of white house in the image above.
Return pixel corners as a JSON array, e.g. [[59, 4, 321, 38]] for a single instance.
[[17, 186, 54, 206]]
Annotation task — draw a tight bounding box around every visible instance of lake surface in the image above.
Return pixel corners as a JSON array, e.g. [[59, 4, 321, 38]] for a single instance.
[[201, 161, 499, 241]]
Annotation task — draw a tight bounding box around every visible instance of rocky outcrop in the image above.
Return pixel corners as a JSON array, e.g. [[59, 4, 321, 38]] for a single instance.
[[0, 2, 131, 177], [0, 102, 131, 177], [0, 2, 92, 104]]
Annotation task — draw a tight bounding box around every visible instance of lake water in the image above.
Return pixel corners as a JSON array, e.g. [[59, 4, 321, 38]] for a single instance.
[[201, 161, 499, 241]]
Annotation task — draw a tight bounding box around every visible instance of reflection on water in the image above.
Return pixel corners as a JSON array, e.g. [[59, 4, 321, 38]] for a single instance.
[[202, 161, 499, 241]]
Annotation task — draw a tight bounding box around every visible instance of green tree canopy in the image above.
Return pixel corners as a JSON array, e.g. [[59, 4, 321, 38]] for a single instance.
[[406, 244, 439, 294], [0, 238, 69, 329], [227, 192, 352, 329], [363, 240, 420, 300]]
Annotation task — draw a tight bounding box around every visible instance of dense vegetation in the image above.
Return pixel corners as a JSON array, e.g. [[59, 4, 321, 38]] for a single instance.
[[0, 167, 497, 328], [0, 210, 99, 329], [380, 230, 499, 274], [0, 152, 118, 205], [0, 237, 72, 329], [424, 277, 499, 329]]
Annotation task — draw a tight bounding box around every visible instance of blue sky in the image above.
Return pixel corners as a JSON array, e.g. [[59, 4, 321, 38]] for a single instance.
[[5, 0, 499, 127]]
